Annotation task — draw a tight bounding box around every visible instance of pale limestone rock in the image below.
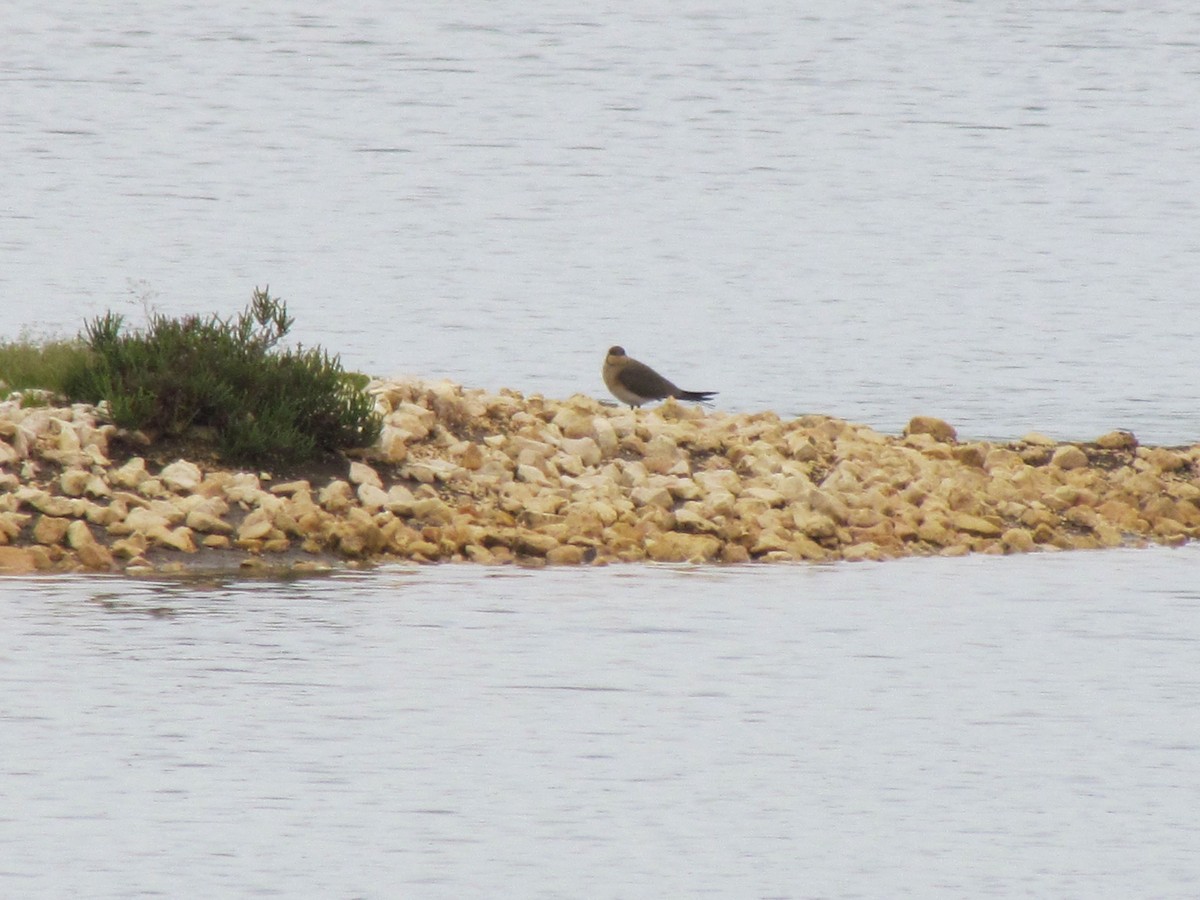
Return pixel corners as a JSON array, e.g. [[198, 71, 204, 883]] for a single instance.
[[186, 509, 234, 535], [160, 460, 203, 493], [842, 542, 884, 562], [1096, 430, 1137, 451], [269, 480, 312, 496], [106, 540, 145, 561], [1000, 528, 1036, 553], [0, 510, 30, 541], [741, 486, 786, 507], [694, 468, 740, 495], [807, 489, 850, 525], [1050, 445, 1089, 470], [1140, 447, 1186, 473], [357, 482, 389, 512], [459, 443, 484, 470], [551, 408, 597, 441], [750, 529, 791, 555], [721, 543, 752, 564], [646, 531, 721, 562], [136, 478, 168, 498], [348, 461, 383, 488], [948, 512, 1001, 537], [115, 507, 171, 536], [59, 468, 91, 497], [560, 436, 601, 468], [546, 545, 585, 565], [111, 458, 150, 488], [404, 459, 459, 484], [701, 489, 737, 518], [318, 480, 354, 512], [630, 484, 673, 510], [151, 525, 197, 552], [0, 546, 38, 573], [904, 416, 957, 443], [33, 515, 71, 546], [663, 477, 702, 502], [793, 511, 838, 539], [67, 522, 113, 569], [385, 484, 417, 516], [410, 497, 454, 525], [674, 506, 721, 535], [377, 426, 411, 463], [516, 463, 551, 486], [515, 531, 559, 557], [28, 493, 82, 517], [55, 421, 82, 452], [592, 417, 619, 458], [952, 445, 987, 468], [223, 473, 263, 504]]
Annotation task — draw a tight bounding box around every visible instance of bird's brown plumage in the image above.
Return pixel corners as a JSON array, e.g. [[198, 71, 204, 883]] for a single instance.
[[602, 346, 716, 408]]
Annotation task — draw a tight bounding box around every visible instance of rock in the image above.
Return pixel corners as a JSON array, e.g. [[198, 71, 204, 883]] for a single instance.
[[1096, 430, 1137, 451], [1140, 447, 1187, 473], [1000, 527, 1036, 553], [223, 473, 264, 504], [318, 480, 355, 512], [348, 461, 383, 488], [949, 512, 1002, 537], [357, 482, 390, 512], [32, 516, 71, 546], [459, 443, 484, 470], [0, 546, 38, 573], [152, 526, 197, 553], [904, 416, 957, 443], [269, 480, 312, 496], [59, 468, 92, 497], [111, 457, 149, 488], [646, 532, 722, 562], [160, 460, 203, 493], [1050, 445, 1089, 470], [237, 509, 275, 542], [546, 545, 586, 565], [67, 521, 113, 570], [186, 509, 234, 534], [592, 417, 619, 458]]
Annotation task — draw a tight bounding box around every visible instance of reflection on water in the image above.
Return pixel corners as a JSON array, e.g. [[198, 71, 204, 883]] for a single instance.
[[3, 550, 1200, 897]]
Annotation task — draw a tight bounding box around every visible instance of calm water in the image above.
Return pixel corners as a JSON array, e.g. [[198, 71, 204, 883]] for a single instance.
[[3, 550, 1200, 898], [4, 3, 1200, 897], [5, 1, 1200, 441]]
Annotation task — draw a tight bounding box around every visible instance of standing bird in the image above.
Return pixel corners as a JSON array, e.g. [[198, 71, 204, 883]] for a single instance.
[[602, 346, 717, 408]]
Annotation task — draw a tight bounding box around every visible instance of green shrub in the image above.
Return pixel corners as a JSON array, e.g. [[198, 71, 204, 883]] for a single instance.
[[63, 288, 382, 465]]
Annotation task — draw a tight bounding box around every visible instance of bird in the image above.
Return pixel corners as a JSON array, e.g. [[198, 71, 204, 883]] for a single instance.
[[602, 346, 716, 408]]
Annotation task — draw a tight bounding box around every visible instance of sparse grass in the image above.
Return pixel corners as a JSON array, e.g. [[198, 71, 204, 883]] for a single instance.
[[53, 287, 382, 466], [0, 334, 92, 401]]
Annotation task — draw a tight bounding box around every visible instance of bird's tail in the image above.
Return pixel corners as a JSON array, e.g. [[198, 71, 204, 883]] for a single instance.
[[676, 390, 717, 404]]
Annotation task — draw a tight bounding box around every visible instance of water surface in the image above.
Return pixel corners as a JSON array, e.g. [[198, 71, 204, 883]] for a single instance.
[[3, 4, 1200, 896], [3, 550, 1200, 897], [4, 1, 1200, 440]]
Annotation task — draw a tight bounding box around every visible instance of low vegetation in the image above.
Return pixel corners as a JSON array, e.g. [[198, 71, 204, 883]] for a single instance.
[[0, 334, 91, 401], [2, 288, 381, 466]]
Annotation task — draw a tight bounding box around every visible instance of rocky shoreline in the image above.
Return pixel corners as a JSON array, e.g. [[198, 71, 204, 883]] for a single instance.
[[0, 378, 1197, 575]]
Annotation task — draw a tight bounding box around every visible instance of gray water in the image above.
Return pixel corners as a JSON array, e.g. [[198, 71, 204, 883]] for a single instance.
[[5, 1, 1200, 441], [4, 3, 1200, 897], [3, 550, 1200, 899]]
